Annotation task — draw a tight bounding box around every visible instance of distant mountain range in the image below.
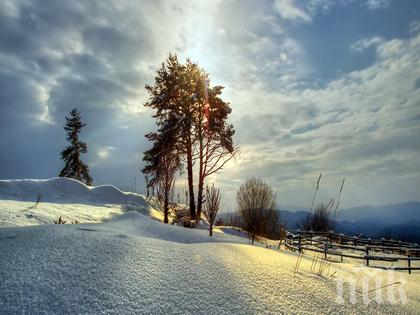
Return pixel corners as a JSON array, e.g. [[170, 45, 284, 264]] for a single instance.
[[219, 202, 420, 243]]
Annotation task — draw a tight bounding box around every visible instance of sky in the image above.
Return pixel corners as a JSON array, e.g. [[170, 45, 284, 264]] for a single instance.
[[0, 0, 419, 210]]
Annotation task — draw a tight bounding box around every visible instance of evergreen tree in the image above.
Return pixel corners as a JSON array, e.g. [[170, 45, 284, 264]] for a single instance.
[[59, 108, 92, 185]]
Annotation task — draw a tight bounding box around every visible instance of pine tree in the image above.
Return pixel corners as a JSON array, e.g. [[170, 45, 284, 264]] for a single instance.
[[59, 108, 92, 185]]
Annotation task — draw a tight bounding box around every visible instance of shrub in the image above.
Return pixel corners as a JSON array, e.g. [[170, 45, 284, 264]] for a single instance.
[[236, 178, 279, 244], [301, 203, 334, 232], [54, 216, 66, 224], [53, 216, 79, 224]]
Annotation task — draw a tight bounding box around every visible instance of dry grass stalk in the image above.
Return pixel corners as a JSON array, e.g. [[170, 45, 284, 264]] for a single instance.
[[294, 253, 304, 274]]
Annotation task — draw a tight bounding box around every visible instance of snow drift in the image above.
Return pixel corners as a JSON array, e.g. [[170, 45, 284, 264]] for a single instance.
[[0, 177, 150, 227], [0, 178, 419, 314], [0, 177, 149, 206]]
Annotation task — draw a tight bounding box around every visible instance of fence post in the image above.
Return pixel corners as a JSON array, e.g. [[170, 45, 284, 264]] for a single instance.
[[310, 230, 313, 245], [408, 254, 411, 275], [365, 246, 369, 267], [324, 242, 327, 260], [298, 233, 302, 252]]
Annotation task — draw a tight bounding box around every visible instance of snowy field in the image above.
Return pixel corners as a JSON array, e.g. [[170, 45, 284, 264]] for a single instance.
[[0, 178, 419, 314]]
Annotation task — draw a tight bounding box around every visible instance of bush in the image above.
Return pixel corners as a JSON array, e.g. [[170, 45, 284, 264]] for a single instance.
[[301, 203, 334, 232], [54, 216, 66, 224], [236, 178, 279, 244], [53, 216, 79, 224]]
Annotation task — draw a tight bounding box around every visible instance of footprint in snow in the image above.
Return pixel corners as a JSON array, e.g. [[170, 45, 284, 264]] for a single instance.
[[77, 228, 98, 232], [0, 235, 17, 241]]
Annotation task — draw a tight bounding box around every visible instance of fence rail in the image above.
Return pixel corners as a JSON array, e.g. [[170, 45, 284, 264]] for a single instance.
[[284, 230, 420, 274]]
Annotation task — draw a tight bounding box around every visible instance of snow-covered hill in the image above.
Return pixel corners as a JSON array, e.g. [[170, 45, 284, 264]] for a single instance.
[[0, 177, 152, 227], [0, 178, 419, 314]]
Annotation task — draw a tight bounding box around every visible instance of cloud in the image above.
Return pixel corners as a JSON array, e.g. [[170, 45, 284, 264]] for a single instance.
[[364, 0, 391, 10], [221, 32, 420, 207], [97, 146, 115, 160], [0, 0, 164, 187], [409, 20, 420, 34], [350, 37, 384, 52], [273, 0, 311, 22]]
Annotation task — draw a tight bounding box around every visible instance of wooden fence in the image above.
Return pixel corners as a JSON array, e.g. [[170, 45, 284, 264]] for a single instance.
[[284, 230, 420, 274]]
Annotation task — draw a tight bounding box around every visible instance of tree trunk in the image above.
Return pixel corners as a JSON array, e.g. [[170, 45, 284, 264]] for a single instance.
[[164, 197, 169, 224], [197, 179, 204, 220], [209, 225, 213, 236], [186, 136, 196, 219], [76, 154, 81, 181], [197, 136, 204, 219]]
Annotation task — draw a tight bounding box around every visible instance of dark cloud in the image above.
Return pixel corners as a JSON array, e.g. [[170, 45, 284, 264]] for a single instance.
[[291, 123, 321, 135], [0, 0, 154, 189], [414, 77, 420, 90], [0, 71, 44, 126]]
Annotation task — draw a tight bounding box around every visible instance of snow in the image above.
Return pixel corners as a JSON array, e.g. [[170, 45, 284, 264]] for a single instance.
[[0, 177, 150, 227], [0, 178, 419, 314]]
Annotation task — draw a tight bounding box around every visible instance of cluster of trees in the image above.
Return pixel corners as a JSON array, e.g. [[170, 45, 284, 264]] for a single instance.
[[56, 56, 342, 243], [142, 54, 238, 224]]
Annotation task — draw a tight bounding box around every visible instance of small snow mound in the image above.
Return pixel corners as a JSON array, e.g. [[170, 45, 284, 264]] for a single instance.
[[89, 185, 148, 208]]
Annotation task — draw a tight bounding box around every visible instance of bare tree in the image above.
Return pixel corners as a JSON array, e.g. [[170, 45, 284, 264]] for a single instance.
[[204, 184, 221, 236], [301, 203, 334, 232], [144, 174, 150, 198], [236, 178, 279, 244]]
